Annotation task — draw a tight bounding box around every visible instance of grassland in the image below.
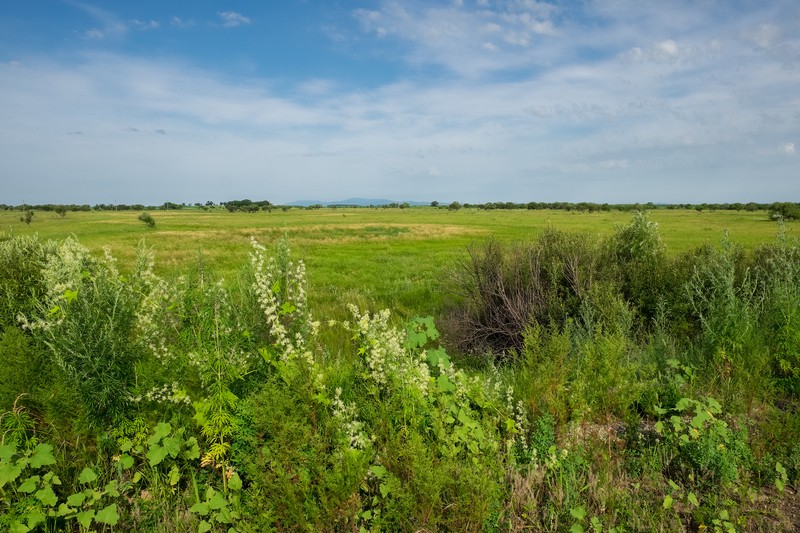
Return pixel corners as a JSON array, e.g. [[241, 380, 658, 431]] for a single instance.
[[2, 206, 798, 531], [0, 207, 782, 322]]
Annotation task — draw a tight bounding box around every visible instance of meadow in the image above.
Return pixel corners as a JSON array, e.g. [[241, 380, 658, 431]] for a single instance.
[[1, 206, 798, 532], [0, 207, 780, 321]]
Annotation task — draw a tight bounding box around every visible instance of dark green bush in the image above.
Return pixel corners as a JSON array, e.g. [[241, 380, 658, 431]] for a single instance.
[[446, 229, 602, 357], [0, 235, 55, 331]]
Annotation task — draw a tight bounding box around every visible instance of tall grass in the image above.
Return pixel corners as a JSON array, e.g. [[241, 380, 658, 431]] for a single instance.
[[0, 214, 798, 531]]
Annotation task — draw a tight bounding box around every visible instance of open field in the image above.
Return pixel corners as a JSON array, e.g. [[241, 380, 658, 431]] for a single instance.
[[2, 206, 799, 531], [0, 207, 784, 321]]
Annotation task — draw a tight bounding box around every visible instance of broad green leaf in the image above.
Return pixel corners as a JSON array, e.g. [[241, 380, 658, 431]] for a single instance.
[[18, 475, 40, 493], [119, 438, 133, 453], [228, 471, 242, 491], [78, 467, 97, 484], [198, 520, 212, 532], [190, 502, 210, 516], [370, 465, 387, 478], [9, 521, 31, 533], [169, 465, 181, 486], [687, 492, 699, 506], [76, 509, 95, 529], [147, 444, 168, 467], [133, 471, 142, 483], [570, 525, 585, 533], [663, 495, 673, 510], [26, 508, 46, 528], [96, 503, 119, 526], [35, 485, 58, 507], [67, 492, 86, 507], [570, 506, 587, 520], [163, 436, 181, 458], [29, 444, 56, 468], [0, 443, 17, 462], [437, 374, 456, 393], [119, 453, 134, 470], [105, 480, 119, 497], [675, 398, 692, 411], [57, 503, 76, 517], [184, 437, 200, 460], [208, 491, 227, 511], [217, 506, 233, 523], [147, 422, 172, 446]]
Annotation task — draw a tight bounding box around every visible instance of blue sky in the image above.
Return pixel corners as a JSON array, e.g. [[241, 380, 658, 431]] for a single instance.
[[1, 0, 798, 205]]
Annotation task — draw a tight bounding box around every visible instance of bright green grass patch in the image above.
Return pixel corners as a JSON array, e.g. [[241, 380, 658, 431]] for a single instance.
[[0, 207, 785, 322]]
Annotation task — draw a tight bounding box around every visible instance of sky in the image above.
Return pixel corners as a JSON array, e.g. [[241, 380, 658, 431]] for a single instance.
[[1, 0, 798, 205]]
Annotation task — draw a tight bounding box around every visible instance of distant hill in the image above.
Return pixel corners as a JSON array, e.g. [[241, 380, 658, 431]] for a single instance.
[[288, 198, 428, 207]]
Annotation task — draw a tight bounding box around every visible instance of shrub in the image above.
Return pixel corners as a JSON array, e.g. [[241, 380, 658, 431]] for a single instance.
[[685, 235, 770, 410], [606, 211, 668, 326], [0, 235, 56, 331], [138, 211, 156, 228], [20, 238, 144, 425], [445, 229, 601, 358]]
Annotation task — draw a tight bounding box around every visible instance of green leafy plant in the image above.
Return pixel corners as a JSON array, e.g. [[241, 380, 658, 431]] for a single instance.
[[138, 211, 156, 228]]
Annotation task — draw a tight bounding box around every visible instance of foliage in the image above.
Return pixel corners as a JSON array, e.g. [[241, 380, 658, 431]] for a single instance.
[[138, 211, 156, 227], [0, 217, 799, 531], [19, 238, 143, 425]]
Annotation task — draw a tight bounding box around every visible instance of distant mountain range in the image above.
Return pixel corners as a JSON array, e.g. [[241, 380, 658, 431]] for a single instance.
[[287, 198, 429, 207]]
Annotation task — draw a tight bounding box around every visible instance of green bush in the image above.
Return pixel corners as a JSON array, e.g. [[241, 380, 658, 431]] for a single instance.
[[0, 235, 56, 331], [22, 238, 144, 425], [446, 229, 602, 358]]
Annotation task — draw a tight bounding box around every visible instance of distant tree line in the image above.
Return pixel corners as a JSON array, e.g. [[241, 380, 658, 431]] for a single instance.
[[434, 201, 799, 215], [1, 201, 798, 220]]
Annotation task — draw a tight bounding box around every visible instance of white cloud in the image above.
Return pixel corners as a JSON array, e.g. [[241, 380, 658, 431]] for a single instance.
[[67, 1, 128, 40], [218, 11, 251, 28], [352, 0, 560, 77], [746, 23, 780, 49], [129, 19, 159, 30], [171, 17, 194, 28], [2, 1, 799, 204]]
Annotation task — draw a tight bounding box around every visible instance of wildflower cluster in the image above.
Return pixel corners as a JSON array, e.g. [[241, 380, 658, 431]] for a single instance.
[[331, 387, 370, 450], [130, 382, 191, 406], [249, 238, 318, 372], [348, 305, 430, 397], [132, 244, 185, 363]]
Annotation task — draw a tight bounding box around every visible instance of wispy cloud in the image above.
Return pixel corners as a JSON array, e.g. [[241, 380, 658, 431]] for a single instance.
[[218, 12, 251, 28], [129, 19, 159, 31], [67, 1, 128, 40], [352, 0, 562, 77], [171, 17, 195, 29], [1, 1, 798, 204]]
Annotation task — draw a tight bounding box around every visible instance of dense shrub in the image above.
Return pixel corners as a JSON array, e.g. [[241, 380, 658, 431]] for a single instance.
[[446, 229, 601, 357]]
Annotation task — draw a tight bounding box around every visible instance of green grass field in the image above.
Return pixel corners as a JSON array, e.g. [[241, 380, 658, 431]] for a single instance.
[[1, 207, 785, 321], [3, 206, 799, 531]]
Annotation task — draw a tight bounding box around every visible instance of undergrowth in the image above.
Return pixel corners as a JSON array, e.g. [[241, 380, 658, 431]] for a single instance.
[[0, 216, 798, 531]]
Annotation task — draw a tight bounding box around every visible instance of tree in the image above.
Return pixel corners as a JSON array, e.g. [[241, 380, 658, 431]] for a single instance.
[[431, 201, 440, 207], [448, 201, 462, 211]]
